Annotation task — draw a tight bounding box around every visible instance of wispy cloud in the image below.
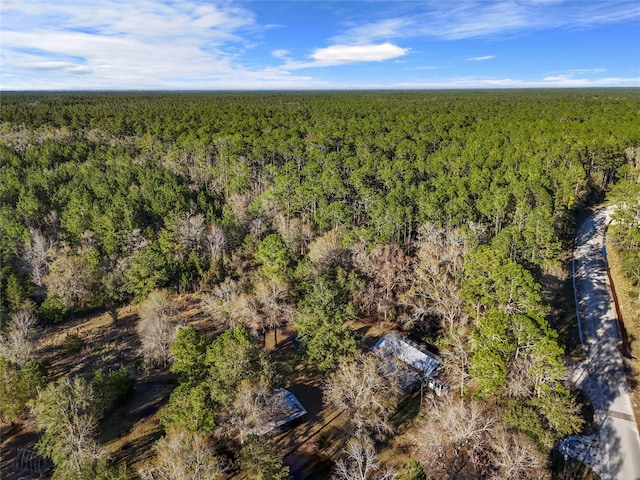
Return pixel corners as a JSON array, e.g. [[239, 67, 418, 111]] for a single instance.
[[0, 0, 316, 89], [330, 0, 640, 41], [1, 1, 638, 90], [391, 75, 640, 89], [271, 49, 291, 59], [549, 68, 608, 76], [333, 18, 414, 44], [467, 55, 496, 61]]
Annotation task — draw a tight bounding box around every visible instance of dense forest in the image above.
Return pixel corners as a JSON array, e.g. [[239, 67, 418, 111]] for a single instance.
[[1, 90, 639, 479]]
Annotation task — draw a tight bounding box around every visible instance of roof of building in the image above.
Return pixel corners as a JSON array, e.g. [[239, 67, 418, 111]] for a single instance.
[[372, 333, 441, 379], [258, 388, 307, 435]]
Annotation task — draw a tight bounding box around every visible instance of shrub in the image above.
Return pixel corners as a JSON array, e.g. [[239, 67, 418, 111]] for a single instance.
[[63, 333, 84, 354], [39, 295, 67, 323], [93, 367, 133, 414]]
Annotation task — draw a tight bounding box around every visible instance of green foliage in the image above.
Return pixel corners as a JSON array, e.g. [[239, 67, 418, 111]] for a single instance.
[[160, 383, 216, 435], [5, 274, 28, 311], [608, 177, 640, 250], [295, 272, 358, 371], [92, 367, 132, 414], [397, 460, 427, 480], [170, 326, 208, 383], [205, 326, 270, 406], [34, 376, 104, 477], [503, 401, 557, 453], [620, 249, 640, 286], [39, 295, 68, 323], [301, 321, 357, 372], [236, 435, 290, 480], [255, 233, 290, 279], [461, 246, 544, 319], [608, 171, 640, 292], [101, 266, 129, 322], [1, 90, 638, 320], [63, 333, 84, 354], [0, 357, 46, 422], [470, 310, 512, 397], [464, 242, 582, 449], [125, 244, 171, 300], [1, 91, 637, 467], [60, 459, 131, 480]]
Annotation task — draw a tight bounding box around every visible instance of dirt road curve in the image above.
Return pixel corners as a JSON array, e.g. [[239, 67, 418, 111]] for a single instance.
[[568, 207, 640, 480]]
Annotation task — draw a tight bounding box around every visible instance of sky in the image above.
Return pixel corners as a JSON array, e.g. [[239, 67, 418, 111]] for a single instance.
[[1, 0, 639, 90]]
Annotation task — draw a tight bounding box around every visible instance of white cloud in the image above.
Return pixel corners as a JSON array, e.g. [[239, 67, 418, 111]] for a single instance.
[[311, 43, 408, 63], [280, 43, 409, 71], [467, 55, 497, 61], [271, 49, 291, 59], [553, 68, 607, 75], [334, 18, 413, 44], [333, 1, 640, 41], [391, 75, 640, 89], [0, 0, 318, 90]]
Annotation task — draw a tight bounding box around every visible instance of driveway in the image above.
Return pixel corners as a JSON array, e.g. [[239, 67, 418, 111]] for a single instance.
[[565, 206, 640, 480]]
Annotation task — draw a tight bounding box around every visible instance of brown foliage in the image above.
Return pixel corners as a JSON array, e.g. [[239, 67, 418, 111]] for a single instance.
[[354, 243, 411, 322], [324, 353, 402, 440], [402, 224, 469, 332], [44, 245, 100, 311], [21, 227, 55, 288], [137, 290, 178, 368], [139, 427, 223, 480], [333, 435, 394, 480], [0, 308, 39, 367], [409, 395, 549, 480]]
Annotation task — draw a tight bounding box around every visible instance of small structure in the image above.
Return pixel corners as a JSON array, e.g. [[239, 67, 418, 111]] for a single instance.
[[258, 388, 307, 435], [372, 333, 442, 391]]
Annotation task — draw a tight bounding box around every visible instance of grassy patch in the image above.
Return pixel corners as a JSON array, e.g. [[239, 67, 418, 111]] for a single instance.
[[605, 244, 640, 431]]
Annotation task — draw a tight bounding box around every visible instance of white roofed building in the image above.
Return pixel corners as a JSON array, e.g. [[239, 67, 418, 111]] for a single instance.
[[372, 333, 443, 391], [256, 388, 307, 435]]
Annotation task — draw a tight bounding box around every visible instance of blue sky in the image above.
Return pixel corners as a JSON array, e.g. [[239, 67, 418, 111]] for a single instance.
[[1, 0, 639, 90]]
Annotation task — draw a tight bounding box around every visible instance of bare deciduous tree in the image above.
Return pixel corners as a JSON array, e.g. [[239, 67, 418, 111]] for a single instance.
[[227, 193, 252, 228], [274, 213, 314, 258], [44, 245, 99, 311], [438, 329, 472, 397], [403, 223, 469, 332], [254, 276, 294, 345], [307, 229, 346, 271], [228, 378, 291, 443], [354, 243, 411, 322], [21, 227, 55, 288], [333, 436, 394, 480], [0, 308, 39, 366], [138, 427, 223, 480], [410, 395, 496, 478], [324, 353, 401, 440], [202, 279, 261, 336], [489, 426, 549, 480], [178, 211, 206, 254], [138, 290, 178, 368], [123, 228, 152, 255], [205, 223, 227, 260]]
